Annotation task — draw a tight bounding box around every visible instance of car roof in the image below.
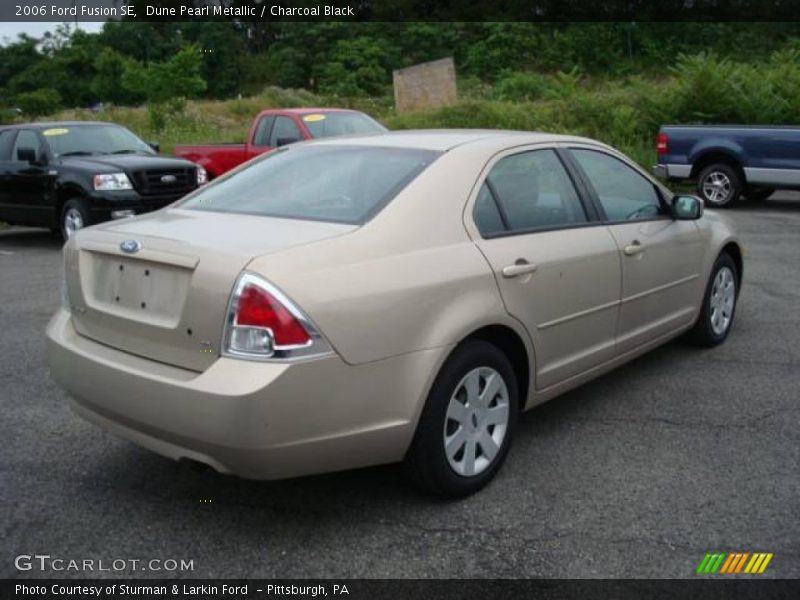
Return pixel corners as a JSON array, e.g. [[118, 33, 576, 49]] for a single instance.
[[307, 129, 602, 152], [0, 121, 120, 130], [260, 108, 360, 115]]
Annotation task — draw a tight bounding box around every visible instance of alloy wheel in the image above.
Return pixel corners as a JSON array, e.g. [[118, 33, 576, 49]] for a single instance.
[[63, 208, 84, 239], [702, 171, 732, 205]]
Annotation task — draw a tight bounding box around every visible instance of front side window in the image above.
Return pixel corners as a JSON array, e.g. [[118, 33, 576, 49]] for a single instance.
[[473, 149, 587, 236], [180, 145, 440, 225], [268, 116, 302, 147], [570, 149, 665, 221], [0, 130, 16, 160], [12, 130, 41, 161], [252, 116, 275, 147]]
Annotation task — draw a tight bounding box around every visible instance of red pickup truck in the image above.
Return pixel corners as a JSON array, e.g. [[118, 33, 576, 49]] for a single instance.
[[173, 108, 386, 179]]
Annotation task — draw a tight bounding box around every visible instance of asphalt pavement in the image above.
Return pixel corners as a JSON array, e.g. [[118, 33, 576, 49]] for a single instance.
[[1, 196, 798, 579]]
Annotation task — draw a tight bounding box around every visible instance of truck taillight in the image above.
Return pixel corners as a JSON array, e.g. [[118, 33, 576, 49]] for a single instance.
[[656, 132, 669, 154], [222, 272, 331, 360]]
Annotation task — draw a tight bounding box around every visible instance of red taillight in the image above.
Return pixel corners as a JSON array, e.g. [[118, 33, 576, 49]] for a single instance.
[[235, 284, 310, 347], [656, 132, 669, 154], [223, 272, 330, 360]]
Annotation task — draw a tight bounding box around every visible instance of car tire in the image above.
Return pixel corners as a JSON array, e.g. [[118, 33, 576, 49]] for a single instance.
[[746, 187, 774, 202], [60, 198, 91, 241], [405, 340, 519, 498], [697, 163, 743, 208], [686, 253, 739, 347]]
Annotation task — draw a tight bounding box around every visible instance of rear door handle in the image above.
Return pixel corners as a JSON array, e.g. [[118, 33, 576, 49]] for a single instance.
[[623, 240, 645, 256], [502, 260, 538, 278]]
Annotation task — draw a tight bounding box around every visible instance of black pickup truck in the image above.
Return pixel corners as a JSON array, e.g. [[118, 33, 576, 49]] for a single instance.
[[0, 122, 207, 239]]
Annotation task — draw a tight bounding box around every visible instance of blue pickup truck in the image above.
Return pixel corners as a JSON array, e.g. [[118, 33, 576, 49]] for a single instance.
[[653, 125, 800, 207]]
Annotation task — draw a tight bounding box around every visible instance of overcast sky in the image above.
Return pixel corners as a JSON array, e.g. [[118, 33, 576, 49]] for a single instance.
[[0, 21, 105, 45]]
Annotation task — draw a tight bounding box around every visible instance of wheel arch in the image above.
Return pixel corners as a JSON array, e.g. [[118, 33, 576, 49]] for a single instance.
[[457, 324, 532, 413], [721, 241, 744, 288], [56, 183, 88, 222], [690, 149, 745, 181]]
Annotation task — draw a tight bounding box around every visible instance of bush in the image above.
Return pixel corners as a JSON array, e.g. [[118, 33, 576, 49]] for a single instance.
[[494, 71, 547, 102], [15, 88, 61, 116]]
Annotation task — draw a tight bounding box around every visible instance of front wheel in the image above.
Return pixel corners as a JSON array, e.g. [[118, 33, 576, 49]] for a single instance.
[[60, 198, 91, 241], [686, 253, 739, 347], [697, 163, 743, 208], [405, 340, 519, 497]]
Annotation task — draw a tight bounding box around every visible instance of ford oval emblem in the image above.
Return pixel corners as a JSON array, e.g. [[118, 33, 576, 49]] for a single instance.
[[160, 174, 177, 184], [120, 240, 141, 254]]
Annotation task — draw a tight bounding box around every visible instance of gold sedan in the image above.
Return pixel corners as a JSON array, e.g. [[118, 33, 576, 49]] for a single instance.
[[47, 131, 742, 497]]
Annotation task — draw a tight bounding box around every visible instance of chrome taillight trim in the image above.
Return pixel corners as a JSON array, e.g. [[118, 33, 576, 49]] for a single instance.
[[221, 271, 333, 362]]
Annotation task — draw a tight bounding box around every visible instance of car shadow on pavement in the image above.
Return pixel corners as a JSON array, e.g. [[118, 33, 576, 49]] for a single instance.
[[737, 195, 800, 212], [0, 227, 63, 250], [81, 336, 695, 524]]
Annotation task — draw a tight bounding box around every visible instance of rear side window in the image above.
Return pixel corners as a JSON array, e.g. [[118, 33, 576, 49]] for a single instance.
[[12, 130, 41, 161], [0, 130, 15, 160], [180, 145, 440, 225], [474, 149, 587, 236], [473, 183, 506, 236], [570, 149, 665, 221]]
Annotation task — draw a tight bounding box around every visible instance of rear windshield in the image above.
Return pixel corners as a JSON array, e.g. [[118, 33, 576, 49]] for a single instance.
[[180, 145, 439, 224], [302, 112, 386, 138]]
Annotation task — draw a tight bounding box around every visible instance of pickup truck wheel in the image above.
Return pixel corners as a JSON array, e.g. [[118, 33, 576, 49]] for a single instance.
[[60, 199, 91, 241], [746, 187, 774, 202], [697, 163, 742, 208]]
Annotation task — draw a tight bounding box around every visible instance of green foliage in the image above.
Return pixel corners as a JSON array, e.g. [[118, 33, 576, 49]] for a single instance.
[[493, 71, 548, 102], [543, 67, 583, 99], [92, 48, 145, 106], [316, 36, 399, 96], [15, 88, 62, 117], [121, 45, 207, 131]]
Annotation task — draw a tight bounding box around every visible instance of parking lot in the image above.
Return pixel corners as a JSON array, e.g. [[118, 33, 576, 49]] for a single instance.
[[1, 197, 798, 579]]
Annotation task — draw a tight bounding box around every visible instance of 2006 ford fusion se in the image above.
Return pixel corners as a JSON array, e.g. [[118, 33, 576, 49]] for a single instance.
[[47, 131, 742, 497]]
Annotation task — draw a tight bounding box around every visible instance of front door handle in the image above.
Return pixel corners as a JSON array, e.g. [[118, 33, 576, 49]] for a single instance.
[[502, 260, 538, 278], [623, 240, 645, 256]]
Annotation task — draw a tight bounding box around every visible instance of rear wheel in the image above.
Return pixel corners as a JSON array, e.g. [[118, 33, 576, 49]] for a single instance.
[[405, 340, 519, 498], [60, 198, 91, 241], [686, 253, 739, 347], [697, 163, 743, 208]]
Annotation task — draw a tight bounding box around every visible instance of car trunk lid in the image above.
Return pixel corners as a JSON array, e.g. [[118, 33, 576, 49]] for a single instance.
[[64, 208, 356, 371]]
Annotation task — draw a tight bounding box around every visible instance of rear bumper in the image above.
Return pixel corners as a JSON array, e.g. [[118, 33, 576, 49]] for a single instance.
[[652, 163, 692, 180], [46, 308, 445, 479]]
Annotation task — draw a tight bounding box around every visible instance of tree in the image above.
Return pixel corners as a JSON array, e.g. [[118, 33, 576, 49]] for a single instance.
[[92, 48, 146, 106], [122, 45, 207, 131]]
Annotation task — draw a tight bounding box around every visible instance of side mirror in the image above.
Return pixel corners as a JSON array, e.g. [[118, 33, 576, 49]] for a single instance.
[[148, 141, 160, 153], [17, 147, 37, 164], [276, 137, 299, 147], [672, 194, 704, 220]]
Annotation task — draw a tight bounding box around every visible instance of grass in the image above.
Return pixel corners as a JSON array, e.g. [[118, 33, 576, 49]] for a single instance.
[[45, 84, 659, 169], [28, 48, 800, 172]]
